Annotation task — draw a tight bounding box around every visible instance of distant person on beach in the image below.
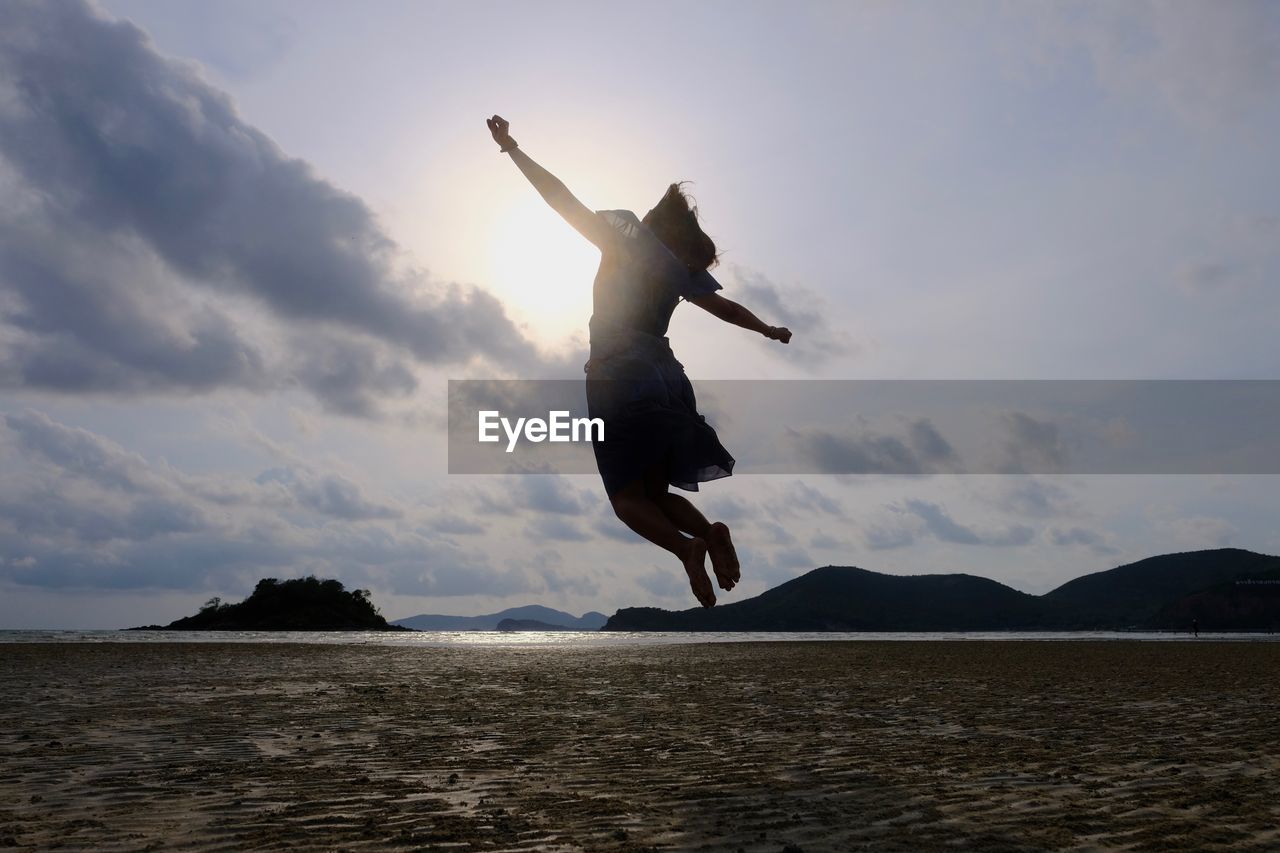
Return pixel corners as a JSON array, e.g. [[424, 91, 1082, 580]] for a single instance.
[[487, 114, 792, 607], [1192, 618, 1199, 638]]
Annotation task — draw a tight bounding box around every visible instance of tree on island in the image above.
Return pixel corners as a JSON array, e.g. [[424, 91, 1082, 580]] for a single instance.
[[137, 576, 408, 631]]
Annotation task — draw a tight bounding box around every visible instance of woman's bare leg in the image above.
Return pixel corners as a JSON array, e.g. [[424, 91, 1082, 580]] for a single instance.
[[611, 473, 715, 607], [642, 466, 737, 591], [642, 465, 711, 536]]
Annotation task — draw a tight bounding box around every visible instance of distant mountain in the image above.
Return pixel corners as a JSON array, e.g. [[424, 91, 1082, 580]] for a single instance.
[[607, 566, 1047, 632], [133, 577, 407, 631], [394, 605, 607, 632], [605, 549, 1280, 632], [496, 618, 572, 631], [1039, 548, 1280, 629]]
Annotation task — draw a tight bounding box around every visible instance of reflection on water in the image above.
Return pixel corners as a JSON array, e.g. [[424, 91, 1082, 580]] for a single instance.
[[1, 629, 1276, 645]]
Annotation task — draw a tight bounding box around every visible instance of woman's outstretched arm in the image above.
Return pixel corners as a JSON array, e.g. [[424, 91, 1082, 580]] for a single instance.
[[487, 114, 611, 249], [688, 292, 792, 343]]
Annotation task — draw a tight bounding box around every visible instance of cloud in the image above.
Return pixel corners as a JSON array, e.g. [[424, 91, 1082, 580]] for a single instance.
[[635, 565, 688, 600], [739, 544, 816, 589], [5, 409, 159, 492], [863, 520, 916, 551], [727, 266, 857, 367], [423, 512, 487, 536], [1159, 515, 1238, 550], [759, 521, 796, 546], [809, 531, 848, 550], [159, 0, 298, 80], [1012, 1, 1280, 128], [254, 467, 401, 521], [0, 0, 557, 415], [996, 411, 1067, 474], [903, 499, 1035, 547], [0, 408, 534, 596], [984, 477, 1079, 519], [1048, 526, 1118, 556], [525, 516, 591, 543], [763, 481, 846, 519], [516, 476, 595, 515], [771, 546, 814, 570], [699, 494, 755, 522], [1177, 261, 1246, 294], [1172, 213, 1279, 297], [789, 417, 961, 474]]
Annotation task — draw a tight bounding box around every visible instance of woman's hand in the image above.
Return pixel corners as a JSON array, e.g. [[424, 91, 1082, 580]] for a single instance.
[[486, 114, 517, 151], [767, 326, 793, 344]]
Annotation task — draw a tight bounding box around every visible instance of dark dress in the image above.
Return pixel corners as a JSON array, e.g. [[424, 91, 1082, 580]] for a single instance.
[[585, 209, 735, 497]]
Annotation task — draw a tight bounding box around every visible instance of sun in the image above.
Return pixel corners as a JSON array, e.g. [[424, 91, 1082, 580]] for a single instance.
[[485, 195, 601, 340]]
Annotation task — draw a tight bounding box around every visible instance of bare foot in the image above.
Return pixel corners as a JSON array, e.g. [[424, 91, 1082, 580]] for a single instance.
[[707, 522, 740, 590], [681, 538, 715, 608]]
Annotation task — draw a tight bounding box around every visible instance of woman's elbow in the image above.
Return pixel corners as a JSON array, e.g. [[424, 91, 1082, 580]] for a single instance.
[[723, 300, 749, 323]]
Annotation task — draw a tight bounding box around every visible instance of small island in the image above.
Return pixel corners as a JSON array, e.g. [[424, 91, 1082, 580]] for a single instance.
[[130, 577, 410, 631]]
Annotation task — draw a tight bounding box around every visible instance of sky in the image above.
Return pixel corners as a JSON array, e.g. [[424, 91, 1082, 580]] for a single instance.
[[1, 0, 1278, 628]]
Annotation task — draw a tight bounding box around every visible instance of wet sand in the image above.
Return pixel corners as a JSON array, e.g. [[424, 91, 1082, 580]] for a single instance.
[[1, 641, 1278, 851]]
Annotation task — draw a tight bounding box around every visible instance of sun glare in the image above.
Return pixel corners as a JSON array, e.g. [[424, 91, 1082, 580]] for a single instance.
[[486, 195, 601, 340]]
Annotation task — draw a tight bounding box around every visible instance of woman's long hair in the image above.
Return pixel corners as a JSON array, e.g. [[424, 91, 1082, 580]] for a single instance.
[[642, 182, 721, 272]]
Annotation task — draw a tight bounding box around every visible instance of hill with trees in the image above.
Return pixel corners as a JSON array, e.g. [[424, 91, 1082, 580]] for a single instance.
[[135, 577, 407, 631], [605, 549, 1280, 632]]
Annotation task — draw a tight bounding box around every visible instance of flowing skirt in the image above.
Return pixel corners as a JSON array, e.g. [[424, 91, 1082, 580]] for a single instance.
[[584, 327, 735, 498]]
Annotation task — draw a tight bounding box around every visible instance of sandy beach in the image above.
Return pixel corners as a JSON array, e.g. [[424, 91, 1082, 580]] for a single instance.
[[1, 641, 1278, 851]]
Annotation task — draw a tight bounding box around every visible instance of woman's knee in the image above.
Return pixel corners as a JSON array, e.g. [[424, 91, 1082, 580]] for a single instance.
[[609, 483, 645, 520]]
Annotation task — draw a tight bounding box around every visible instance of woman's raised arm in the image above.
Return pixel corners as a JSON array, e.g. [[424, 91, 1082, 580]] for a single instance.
[[487, 114, 611, 250]]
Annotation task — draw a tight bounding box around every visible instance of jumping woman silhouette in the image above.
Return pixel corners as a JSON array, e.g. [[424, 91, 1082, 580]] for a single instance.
[[487, 115, 792, 607]]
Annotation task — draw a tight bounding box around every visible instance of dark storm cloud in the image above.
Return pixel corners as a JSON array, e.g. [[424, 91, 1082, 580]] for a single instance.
[[0, 0, 552, 412], [789, 417, 961, 475]]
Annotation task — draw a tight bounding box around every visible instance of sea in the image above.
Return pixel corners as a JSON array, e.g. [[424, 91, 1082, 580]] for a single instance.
[[1, 630, 1277, 646]]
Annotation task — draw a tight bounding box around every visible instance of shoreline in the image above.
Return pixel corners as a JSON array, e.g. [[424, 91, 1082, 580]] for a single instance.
[[4, 629, 1278, 647]]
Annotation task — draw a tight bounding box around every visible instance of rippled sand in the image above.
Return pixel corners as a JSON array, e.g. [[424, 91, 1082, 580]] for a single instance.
[[2, 641, 1278, 851]]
